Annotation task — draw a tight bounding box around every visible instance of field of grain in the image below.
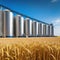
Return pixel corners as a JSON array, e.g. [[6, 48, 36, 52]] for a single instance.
[[0, 37, 60, 60]]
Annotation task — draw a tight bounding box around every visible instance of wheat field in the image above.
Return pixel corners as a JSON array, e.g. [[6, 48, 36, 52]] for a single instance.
[[0, 37, 60, 60]]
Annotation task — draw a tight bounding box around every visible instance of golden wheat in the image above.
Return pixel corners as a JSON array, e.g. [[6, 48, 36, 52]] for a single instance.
[[0, 37, 60, 60]]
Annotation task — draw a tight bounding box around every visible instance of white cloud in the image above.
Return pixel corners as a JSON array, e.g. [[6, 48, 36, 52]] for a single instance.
[[54, 26, 60, 36], [51, 0, 58, 3], [53, 19, 60, 26], [52, 18, 60, 36], [54, 19, 60, 23]]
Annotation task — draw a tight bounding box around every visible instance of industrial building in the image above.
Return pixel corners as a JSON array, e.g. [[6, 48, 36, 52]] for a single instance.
[[0, 5, 54, 37]]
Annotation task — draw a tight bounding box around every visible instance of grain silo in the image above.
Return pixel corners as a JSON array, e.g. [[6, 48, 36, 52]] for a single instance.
[[14, 15, 20, 37], [41, 23, 43, 36], [4, 9, 14, 37], [15, 15, 24, 37], [36, 22, 39, 36], [50, 24, 54, 36], [48, 25, 50, 36], [0, 11, 3, 37], [24, 18, 32, 37], [38, 23, 42, 36], [51, 24, 54, 36], [43, 24, 46, 36], [46, 25, 49, 36], [32, 21, 37, 37]]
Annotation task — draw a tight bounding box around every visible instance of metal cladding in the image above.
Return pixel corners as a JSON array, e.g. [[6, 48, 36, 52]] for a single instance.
[[4, 9, 14, 37], [24, 18, 32, 37], [0, 11, 3, 37]]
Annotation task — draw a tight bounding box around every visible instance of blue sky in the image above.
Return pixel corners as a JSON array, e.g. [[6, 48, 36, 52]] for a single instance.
[[0, 0, 60, 36]]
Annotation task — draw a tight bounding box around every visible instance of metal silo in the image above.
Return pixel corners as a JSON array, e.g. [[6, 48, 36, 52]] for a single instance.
[[51, 24, 54, 36], [43, 24, 46, 36], [36, 22, 38, 36], [20, 16, 24, 36], [46, 25, 49, 36], [4, 9, 14, 37], [50, 24, 54, 36], [30, 20, 32, 36], [0, 11, 3, 37], [48, 25, 50, 36], [32, 21, 37, 37], [38, 23, 42, 36], [15, 15, 24, 37], [14, 15, 20, 37], [24, 18, 32, 37], [39, 23, 43, 36]]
